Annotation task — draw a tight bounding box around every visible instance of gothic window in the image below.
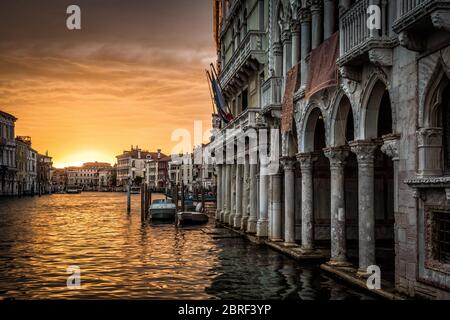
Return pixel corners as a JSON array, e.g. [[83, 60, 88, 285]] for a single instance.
[[432, 211, 450, 264], [441, 82, 450, 171]]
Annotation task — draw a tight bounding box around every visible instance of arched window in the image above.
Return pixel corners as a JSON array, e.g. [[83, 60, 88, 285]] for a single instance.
[[440, 80, 450, 171]]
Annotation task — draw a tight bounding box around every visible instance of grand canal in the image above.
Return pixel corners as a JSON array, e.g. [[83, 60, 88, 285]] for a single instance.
[[0, 193, 375, 300]]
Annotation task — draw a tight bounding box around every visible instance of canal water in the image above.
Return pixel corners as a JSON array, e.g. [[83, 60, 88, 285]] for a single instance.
[[0, 193, 375, 300]]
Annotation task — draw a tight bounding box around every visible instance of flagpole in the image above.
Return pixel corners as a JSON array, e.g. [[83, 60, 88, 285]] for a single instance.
[[210, 63, 233, 117], [205, 70, 218, 115]]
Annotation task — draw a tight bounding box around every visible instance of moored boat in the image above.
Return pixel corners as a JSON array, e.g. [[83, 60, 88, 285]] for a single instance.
[[176, 212, 209, 226], [66, 187, 81, 194], [149, 199, 177, 220]]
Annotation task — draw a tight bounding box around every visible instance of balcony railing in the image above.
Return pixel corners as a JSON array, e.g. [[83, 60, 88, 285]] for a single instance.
[[262, 76, 283, 112], [338, 0, 394, 66], [221, 108, 262, 133], [219, 31, 266, 88], [393, 0, 450, 33]]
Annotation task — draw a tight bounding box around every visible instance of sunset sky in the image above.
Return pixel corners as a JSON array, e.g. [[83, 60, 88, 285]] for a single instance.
[[0, 0, 215, 168]]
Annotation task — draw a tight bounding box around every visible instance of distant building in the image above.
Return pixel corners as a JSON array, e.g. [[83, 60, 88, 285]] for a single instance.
[[51, 168, 67, 193], [66, 162, 112, 191], [145, 149, 170, 190], [15, 136, 29, 195], [0, 110, 17, 195], [27, 148, 37, 195], [193, 144, 215, 191], [169, 153, 193, 190], [98, 165, 116, 191], [37, 152, 53, 195], [116, 146, 166, 189]]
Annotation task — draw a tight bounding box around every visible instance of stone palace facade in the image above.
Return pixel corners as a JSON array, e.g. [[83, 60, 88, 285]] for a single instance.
[[210, 0, 450, 299]]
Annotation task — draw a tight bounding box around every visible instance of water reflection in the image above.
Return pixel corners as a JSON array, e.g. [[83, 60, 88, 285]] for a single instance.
[[0, 193, 374, 300]]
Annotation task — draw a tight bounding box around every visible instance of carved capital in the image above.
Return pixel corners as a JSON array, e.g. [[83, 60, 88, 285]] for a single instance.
[[310, 0, 323, 13], [381, 133, 401, 161], [290, 20, 301, 34], [417, 127, 443, 147], [323, 146, 350, 169], [296, 152, 316, 170], [299, 8, 311, 23], [281, 156, 296, 171], [349, 140, 379, 165]]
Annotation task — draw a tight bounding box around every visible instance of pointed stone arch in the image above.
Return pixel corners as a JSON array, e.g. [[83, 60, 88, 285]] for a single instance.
[[359, 73, 393, 140], [330, 90, 356, 147]]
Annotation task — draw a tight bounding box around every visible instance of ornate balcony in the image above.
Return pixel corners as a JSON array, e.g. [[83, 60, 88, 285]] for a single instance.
[[219, 31, 267, 90], [222, 108, 264, 132], [338, 0, 396, 67], [261, 76, 283, 118], [393, 0, 450, 51]]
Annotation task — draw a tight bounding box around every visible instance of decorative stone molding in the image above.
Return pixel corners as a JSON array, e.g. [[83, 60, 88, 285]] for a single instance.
[[398, 31, 424, 52], [368, 48, 393, 67], [381, 133, 401, 161], [417, 127, 443, 147], [349, 140, 379, 165], [323, 147, 350, 169], [431, 10, 450, 32], [339, 66, 362, 82]]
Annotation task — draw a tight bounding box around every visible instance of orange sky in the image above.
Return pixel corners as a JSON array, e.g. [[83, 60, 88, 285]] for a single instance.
[[0, 0, 215, 168]]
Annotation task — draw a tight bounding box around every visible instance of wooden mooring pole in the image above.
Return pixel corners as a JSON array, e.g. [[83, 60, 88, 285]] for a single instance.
[[181, 182, 185, 212], [140, 183, 147, 221], [127, 183, 131, 213]]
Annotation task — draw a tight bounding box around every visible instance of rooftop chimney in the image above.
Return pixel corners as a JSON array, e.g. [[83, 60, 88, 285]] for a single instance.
[[157, 149, 161, 159]]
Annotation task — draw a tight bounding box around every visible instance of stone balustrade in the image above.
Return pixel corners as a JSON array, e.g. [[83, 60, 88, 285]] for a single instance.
[[338, 0, 394, 66], [220, 31, 267, 88], [261, 76, 283, 112]]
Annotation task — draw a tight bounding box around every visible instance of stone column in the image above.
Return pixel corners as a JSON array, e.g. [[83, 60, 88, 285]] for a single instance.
[[299, 8, 311, 88], [247, 164, 258, 234], [271, 173, 282, 241], [282, 157, 296, 245], [311, 0, 323, 49], [324, 147, 350, 266], [224, 164, 232, 223], [291, 20, 301, 67], [323, 0, 336, 40], [282, 29, 292, 76], [273, 42, 283, 77], [257, 162, 269, 237], [234, 164, 243, 228], [216, 164, 222, 220], [297, 153, 315, 251], [241, 162, 250, 230], [268, 174, 273, 238], [221, 164, 227, 222], [349, 140, 378, 274], [381, 134, 400, 214], [229, 163, 236, 225]]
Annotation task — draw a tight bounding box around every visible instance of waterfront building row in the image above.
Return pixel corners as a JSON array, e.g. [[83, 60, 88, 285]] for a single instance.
[[210, 0, 450, 299], [0, 110, 53, 196], [116, 146, 170, 191]]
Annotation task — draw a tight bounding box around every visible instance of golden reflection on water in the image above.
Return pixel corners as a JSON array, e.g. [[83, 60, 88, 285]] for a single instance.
[[0, 193, 375, 300], [0, 193, 219, 299]]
